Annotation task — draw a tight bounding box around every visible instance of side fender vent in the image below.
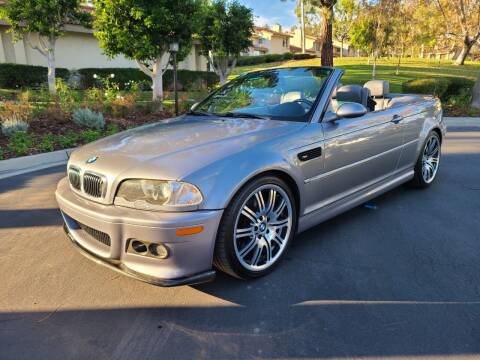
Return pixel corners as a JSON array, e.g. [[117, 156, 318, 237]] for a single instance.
[[298, 147, 322, 162]]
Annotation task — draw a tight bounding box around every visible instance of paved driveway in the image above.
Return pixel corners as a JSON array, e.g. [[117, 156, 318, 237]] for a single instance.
[[1, 130, 480, 360]]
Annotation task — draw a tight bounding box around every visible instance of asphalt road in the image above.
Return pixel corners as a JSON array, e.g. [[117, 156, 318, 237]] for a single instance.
[[1, 130, 480, 360]]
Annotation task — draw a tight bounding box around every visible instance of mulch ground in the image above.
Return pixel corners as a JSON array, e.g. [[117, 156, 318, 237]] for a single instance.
[[0, 110, 175, 160]]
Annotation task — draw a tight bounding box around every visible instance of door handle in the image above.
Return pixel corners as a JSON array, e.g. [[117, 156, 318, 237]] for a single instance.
[[391, 114, 403, 124]]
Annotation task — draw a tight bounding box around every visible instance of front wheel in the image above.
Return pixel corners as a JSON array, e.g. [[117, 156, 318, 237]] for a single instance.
[[213, 176, 297, 279], [410, 131, 441, 188]]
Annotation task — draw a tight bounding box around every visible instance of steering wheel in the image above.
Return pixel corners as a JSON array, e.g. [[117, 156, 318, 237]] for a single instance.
[[294, 98, 314, 108]]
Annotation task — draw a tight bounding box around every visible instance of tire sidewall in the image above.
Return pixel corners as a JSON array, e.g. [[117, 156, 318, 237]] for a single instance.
[[220, 176, 298, 279]]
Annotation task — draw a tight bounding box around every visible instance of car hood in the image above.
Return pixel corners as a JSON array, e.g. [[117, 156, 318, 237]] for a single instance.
[[69, 115, 305, 183]]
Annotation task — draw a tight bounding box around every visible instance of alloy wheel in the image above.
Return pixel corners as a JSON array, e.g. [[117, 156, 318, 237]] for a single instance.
[[233, 184, 293, 272], [421, 134, 440, 183]]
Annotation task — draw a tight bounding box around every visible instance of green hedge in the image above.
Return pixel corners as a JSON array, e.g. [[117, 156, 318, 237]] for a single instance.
[[78, 68, 219, 91], [0, 63, 219, 91], [402, 77, 474, 100], [236, 52, 317, 66], [0, 63, 69, 89]]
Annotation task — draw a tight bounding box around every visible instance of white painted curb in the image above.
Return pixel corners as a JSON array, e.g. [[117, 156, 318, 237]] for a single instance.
[[0, 148, 73, 180]]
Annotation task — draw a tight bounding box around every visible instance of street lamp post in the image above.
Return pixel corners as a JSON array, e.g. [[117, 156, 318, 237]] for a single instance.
[[170, 42, 179, 116]]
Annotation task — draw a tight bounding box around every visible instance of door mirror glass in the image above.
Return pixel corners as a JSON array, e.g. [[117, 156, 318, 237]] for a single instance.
[[336, 102, 368, 119]]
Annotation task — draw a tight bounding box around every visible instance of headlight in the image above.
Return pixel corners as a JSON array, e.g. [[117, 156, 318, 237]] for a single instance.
[[115, 179, 203, 210]]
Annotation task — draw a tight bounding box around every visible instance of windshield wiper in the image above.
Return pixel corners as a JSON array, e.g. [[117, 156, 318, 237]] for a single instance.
[[219, 112, 270, 120]]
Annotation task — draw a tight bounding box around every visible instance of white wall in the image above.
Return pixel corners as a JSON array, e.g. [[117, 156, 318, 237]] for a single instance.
[[0, 26, 208, 71]]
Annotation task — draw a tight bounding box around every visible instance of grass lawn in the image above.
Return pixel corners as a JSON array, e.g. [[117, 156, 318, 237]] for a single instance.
[[234, 57, 480, 93]]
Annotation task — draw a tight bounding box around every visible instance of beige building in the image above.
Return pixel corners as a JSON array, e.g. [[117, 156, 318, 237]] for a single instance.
[[246, 25, 293, 55], [289, 28, 354, 57], [0, 21, 208, 71]]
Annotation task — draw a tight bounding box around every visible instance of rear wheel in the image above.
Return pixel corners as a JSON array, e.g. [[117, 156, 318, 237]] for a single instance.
[[410, 131, 441, 188], [213, 176, 297, 279]]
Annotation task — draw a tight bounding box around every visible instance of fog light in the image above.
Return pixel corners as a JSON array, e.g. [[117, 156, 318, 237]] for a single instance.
[[148, 243, 169, 259], [131, 240, 147, 254]]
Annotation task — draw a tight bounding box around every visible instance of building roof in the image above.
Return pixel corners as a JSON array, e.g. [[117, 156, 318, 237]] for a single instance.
[[255, 26, 293, 38]]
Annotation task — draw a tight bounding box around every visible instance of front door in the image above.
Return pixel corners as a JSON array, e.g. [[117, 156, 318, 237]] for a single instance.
[[304, 108, 404, 214]]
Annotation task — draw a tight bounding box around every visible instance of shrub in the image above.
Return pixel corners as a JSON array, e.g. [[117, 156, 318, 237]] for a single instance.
[[1, 118, 29, 137], [80, 129, 103, 143], [57, 132, 79, 148], [105, 123, 120, 136], [7, 131, 33, 156], [55, 78, 80, 113], [78, 68, 218, 91], [0, 100, 33, 124], [293, 53, 317, 60], [38, 133, 55, 152], [402, 78, 450, 99], [0, 147, 3, 160], [73, 108, 105, 129], [443, 77, 475, 98], [0, 63, 69, 89]]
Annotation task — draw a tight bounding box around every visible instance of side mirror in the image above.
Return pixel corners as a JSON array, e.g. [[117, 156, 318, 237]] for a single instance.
[[336, 102, 368, 119], [190, 102, 199, 111]]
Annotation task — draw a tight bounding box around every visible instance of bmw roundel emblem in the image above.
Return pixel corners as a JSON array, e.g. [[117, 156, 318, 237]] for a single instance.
[[86, 156, 98, 164]]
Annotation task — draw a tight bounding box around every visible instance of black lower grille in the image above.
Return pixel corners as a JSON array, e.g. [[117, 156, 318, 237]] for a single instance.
[[79, 222, 111, 247]]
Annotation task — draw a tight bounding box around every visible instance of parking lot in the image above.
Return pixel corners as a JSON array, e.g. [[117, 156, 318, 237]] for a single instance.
[[1, 129, 480, 360]]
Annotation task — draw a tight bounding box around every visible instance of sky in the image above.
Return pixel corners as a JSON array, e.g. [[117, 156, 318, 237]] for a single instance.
[[237, 0, 299, 29]]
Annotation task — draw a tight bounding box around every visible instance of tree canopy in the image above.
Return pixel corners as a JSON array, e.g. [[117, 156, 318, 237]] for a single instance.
[[1, 0, 91, 94], [94, 0, 200, 101], [198, 0, 254, 84]]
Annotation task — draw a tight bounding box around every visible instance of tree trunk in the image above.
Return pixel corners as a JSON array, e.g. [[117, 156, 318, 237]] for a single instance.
[[340, 39, 344, 58], [151, 56, 164, 102], [320, 5, 334, 67], [471, 73, 480, 109], [455, 36, 475, 66], [372, 50, 378, 79], [300, 0, 306, 54], [47, 49, 56, 95], [396, 44, 404, 75]]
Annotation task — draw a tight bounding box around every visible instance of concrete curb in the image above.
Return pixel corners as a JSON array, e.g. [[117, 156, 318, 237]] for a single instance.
[[444, 117, 480, 128], [0, 117, 478, 180], [0, 148, 73, 180]]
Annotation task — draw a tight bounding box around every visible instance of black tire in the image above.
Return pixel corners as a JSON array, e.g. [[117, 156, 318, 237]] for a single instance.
[[213, 176, 298, 279], [410, 131, 441, 188]]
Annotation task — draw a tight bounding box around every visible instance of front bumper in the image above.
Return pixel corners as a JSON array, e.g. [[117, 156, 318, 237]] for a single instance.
[[56, 177, 223, 286]]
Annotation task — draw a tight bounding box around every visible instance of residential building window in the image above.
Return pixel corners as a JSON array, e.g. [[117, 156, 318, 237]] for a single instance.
[[282, 38, 289, 47]]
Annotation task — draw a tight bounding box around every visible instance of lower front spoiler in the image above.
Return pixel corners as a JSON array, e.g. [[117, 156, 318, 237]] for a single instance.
[[63, 224, 216, 287]]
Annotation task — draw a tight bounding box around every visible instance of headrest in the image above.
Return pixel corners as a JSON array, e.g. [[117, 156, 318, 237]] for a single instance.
[[364, 80, 389, 97], [331, 83, 342, 99], [336, 85, 370, 106]]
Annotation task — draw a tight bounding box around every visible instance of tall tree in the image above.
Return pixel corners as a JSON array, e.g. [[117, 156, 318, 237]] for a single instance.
[[94, 0, 199, 102], [333, 0, 357, 58], [198, 0, 254, 85], [349, 0, 398, 78], [434, 0, 480, 65], [0, 0, 90, 94]]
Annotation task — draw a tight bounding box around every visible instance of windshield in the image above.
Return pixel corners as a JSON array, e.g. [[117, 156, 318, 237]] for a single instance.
[[194, 67, 333, 122]]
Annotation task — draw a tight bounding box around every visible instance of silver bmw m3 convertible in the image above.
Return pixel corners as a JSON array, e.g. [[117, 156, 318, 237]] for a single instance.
[[56, 66, 446, 286]]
